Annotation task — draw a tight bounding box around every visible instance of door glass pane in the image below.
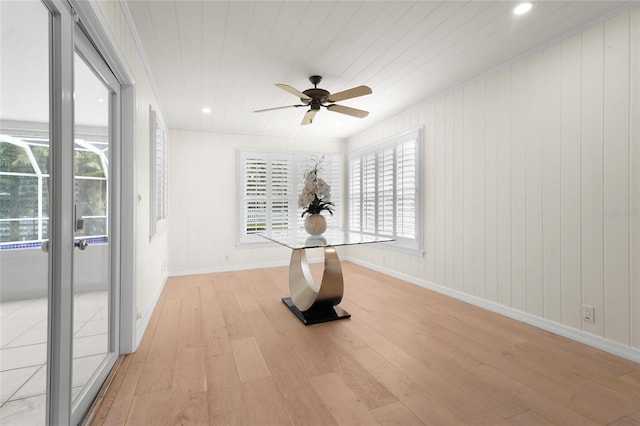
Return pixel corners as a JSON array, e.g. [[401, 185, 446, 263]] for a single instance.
[[0, 1, 50, 424], [71, 52, 110, 403]]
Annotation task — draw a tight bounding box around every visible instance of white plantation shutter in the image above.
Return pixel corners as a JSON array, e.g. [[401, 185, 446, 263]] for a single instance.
[[348, 157, 361, 232], [270, 159, 290, 231], [244, 156, 268, 233], [348, 129, 422, 251], [378, 146, 394, 236], [396, 141, 416, 239], [295, 160, 308, 231], [238, 151, 342, 243], [362, 152, 377, 234], [150, 107, 168, 238]]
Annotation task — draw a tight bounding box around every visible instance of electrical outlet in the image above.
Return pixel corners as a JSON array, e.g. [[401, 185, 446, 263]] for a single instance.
[[582, 304, 595, 322], [224, 254, 230, 262]]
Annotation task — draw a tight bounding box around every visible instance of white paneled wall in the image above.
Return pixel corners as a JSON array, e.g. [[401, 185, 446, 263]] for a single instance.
[[97, 1, 168, 332], [347, 7, 640, 350], [631, 3, 640, 350]]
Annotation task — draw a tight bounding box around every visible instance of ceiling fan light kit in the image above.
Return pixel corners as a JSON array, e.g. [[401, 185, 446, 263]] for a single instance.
[[255, 75, 372, 125]]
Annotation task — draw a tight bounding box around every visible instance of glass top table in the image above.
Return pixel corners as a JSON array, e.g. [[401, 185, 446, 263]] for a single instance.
[[258, 229, 394, 250], [257, 230, 394, 325]]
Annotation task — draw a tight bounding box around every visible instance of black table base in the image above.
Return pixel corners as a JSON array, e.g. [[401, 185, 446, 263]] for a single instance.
[[281, 297, 351, 325]]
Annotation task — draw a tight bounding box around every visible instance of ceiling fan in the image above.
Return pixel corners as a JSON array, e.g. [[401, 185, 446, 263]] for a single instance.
[[254, 75, 372, 125]]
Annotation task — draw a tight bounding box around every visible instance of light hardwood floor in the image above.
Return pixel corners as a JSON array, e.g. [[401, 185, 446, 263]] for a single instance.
[[90, 262, 640, 425]]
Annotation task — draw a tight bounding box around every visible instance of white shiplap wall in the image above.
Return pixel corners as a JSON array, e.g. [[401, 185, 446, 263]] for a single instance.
[[347, 7, 640, 351], [96, 1, 169, 340]]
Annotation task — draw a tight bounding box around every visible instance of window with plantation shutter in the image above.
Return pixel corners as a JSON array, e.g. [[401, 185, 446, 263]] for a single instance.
[[348, 129, 422, 251], [150, 107, 168, 238], [238, 151, 342, 244]]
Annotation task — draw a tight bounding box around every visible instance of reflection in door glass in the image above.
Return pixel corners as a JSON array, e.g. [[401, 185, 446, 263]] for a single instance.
[[72, 52, 111, 404], [0, 1, 50, 424]]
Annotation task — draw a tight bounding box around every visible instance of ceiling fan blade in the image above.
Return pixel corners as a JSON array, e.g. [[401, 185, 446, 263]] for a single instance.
[[326, 85, 372, 103], [301, 109, 317, 125], [254, 104, 302, 113], [326, 104, 369, 118], [276, 84, 312, 101]]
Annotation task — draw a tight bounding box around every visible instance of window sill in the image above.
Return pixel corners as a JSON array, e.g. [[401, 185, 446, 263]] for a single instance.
[[346, 238, 424, 256]]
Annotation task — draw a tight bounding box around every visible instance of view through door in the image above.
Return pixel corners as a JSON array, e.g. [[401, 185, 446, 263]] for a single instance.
[[0, 1, 121, 424], [0, 1, 51, 423]]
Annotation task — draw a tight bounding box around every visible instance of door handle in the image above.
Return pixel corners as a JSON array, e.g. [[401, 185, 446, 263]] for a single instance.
[[42, 239, 88, 251]]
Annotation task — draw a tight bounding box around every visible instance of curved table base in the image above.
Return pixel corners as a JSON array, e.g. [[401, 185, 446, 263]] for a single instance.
[[283, 246, 350, 325]]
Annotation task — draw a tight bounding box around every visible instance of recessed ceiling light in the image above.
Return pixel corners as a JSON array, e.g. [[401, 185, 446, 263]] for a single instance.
[[97, 98, 104, 103], [202, 107, 211, 114], [513, 2, 532, 15]]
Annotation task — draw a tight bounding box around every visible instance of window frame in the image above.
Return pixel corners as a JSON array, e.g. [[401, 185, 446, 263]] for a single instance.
[[237, 150, 343, 245], [348, 128, 423, 253]]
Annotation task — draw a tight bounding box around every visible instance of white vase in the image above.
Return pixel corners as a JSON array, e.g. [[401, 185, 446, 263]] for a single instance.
[[304, 214, 327, 236]]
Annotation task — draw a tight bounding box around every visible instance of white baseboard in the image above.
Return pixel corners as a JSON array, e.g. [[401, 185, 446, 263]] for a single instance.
[[135, 274, 168, 349], [168, 260, 288, 277], [168, 258, 324, 277], [343, 256, 640, 364]]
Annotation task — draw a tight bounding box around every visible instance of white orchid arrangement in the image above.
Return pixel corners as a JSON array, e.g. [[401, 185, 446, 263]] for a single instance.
[[298, 157, 334, 217]]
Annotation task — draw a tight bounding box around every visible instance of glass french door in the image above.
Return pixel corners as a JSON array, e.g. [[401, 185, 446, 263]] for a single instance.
[[70, 28, 120, 423], [0, 1, 51, 424], [0, 1, 121, 424]]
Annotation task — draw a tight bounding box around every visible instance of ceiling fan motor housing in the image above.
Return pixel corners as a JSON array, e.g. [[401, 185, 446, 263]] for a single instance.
[[302, 88, 330, 110], [303, 75, 329, 110]]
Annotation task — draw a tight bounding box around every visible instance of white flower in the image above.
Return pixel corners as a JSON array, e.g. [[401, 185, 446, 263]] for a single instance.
[[298, 157, 333, 215], [298, 191, 314, 208], [305, 169, 316, 183], [315, 178, 331, 200]]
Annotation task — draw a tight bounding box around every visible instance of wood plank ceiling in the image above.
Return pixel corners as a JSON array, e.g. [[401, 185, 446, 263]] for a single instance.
[[124, 1, 633, 139]]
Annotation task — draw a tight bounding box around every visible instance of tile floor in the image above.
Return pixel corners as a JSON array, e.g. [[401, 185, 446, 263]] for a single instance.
[[0, 292, 108, 425]]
